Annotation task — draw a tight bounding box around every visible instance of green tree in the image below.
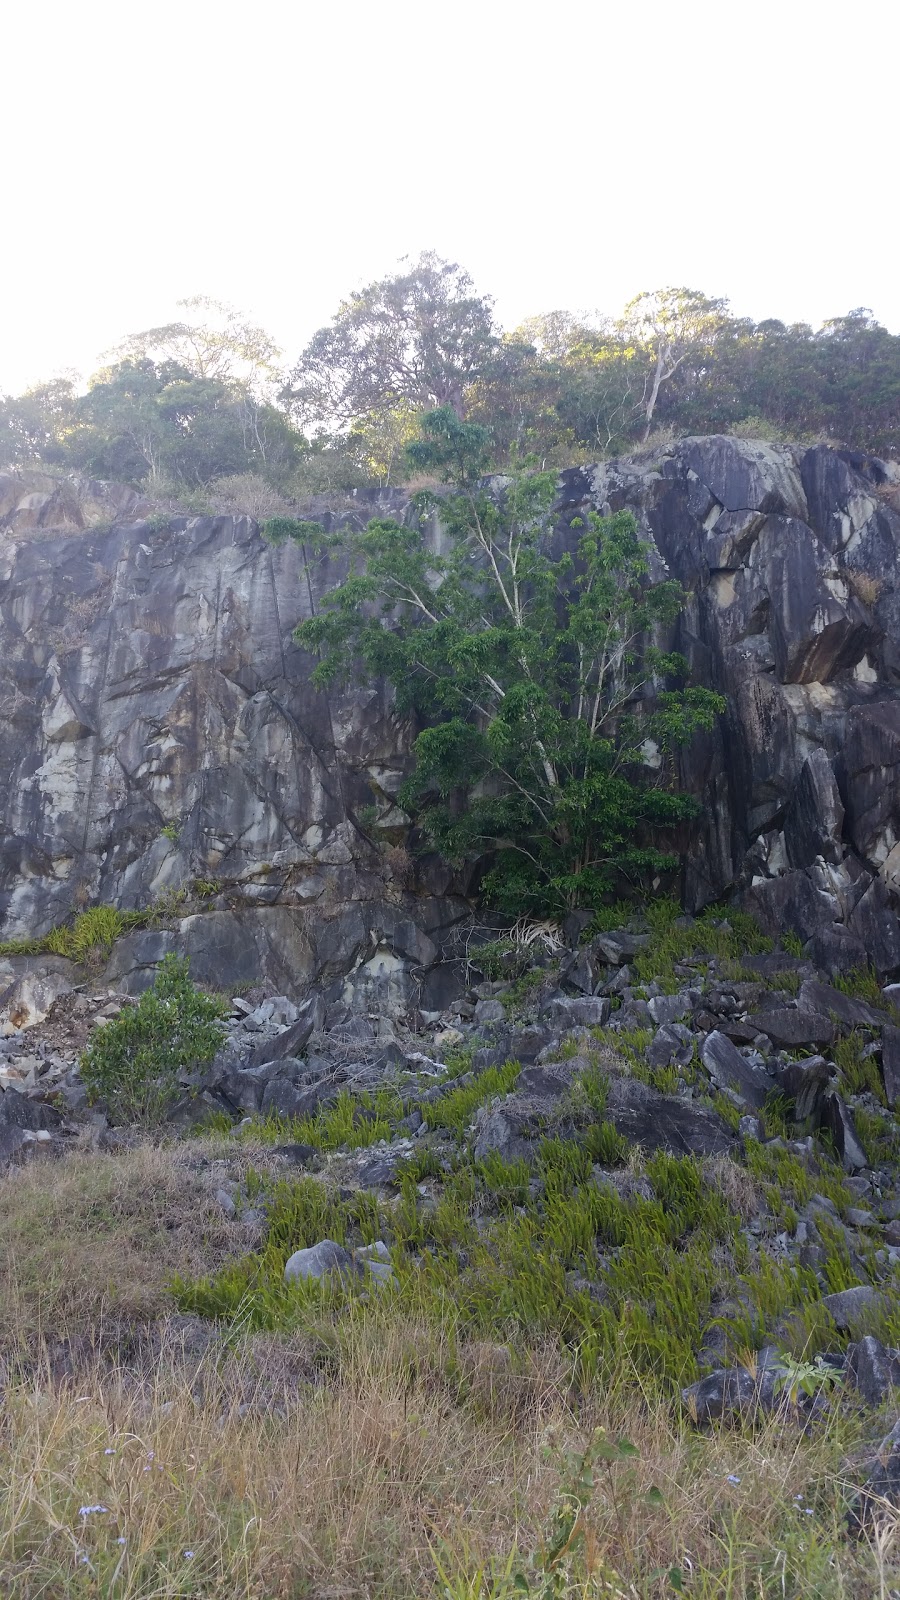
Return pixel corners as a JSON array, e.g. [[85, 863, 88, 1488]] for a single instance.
[[280, 409, 724, 916], [286, 252, 498, 431], [617, 288, 730, 440], [79, 953, 228, 1125], [0, 378, 80, 468]]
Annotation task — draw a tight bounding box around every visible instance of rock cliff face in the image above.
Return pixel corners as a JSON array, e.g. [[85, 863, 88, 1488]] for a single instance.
[[1, 436, 900, 999], [558, 438, 900, 975]]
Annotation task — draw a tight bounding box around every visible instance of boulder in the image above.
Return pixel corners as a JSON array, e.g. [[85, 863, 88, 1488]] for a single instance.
[[647, 991, 693, 1026], [846, 1337, 900, 1406], [784, 750, 845, 869], [682, 1366, 759, 1423], [747, 1008, 834, 1050], [742, 871, 840, 946], [605, 1076, 734, 1157], [646, 1023, 697, 1070], [797, 979, 885, 1031], [822, 1286, 886, 1331], [591, 931, 649, 965], [777, 1055, 834, 1122], [284, 1239, 360, 1285], [540, 995, 610, 1027], [472, 1108, 533, 1165], [821, 1092, 868, 1172], [701, 1030, 771, 1110], [847, 877, 900, 980], [882, 1026, 900, 1109]]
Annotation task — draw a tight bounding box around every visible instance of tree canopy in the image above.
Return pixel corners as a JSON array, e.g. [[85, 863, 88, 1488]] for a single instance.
[[2, 259, 898, 509], [277, 408, 725, 915]]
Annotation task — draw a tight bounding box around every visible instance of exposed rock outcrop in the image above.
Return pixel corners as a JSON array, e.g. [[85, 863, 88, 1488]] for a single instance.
[[2, 436, 900, 994]]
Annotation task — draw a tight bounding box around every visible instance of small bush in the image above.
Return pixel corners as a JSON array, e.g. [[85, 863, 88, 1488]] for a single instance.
[[79, 954, 228, 1125]]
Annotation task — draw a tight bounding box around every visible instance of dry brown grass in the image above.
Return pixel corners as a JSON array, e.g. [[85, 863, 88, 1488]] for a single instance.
[[0, 1142, 240, 1340], [0, 1309, 893, 1599], [0, 1140, 897, 1598]]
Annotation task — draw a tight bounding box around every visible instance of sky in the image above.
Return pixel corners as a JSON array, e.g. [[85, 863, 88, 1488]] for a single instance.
[[3, 0, 898, 395]]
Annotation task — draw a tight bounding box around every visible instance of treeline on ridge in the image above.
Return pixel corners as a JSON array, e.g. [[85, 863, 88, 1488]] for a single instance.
[[2, 257, 899, 511]]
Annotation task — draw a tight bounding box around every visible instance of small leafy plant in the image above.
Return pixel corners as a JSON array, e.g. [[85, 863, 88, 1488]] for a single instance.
[[80, 954, 229, 1125]]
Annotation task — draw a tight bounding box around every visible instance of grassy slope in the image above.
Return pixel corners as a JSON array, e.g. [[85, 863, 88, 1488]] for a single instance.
[[0, 1138, 895, 1597]]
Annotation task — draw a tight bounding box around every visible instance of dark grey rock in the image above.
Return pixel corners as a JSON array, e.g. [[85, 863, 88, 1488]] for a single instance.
[[249, 997, 324, 1068], [540, 995, 610, 1027], [777, 1054, 834, 1121], [260, 1075, 339, 1120], [798, 979, 885, 1031], [0, 1085, 61, 1131], [822, 1286, 886, 1331], [682, 1366, 759, 1423], [283, 1239, 359, 1284], [646, 1023, 696, 1070], [850, 1415, 900, 1532], [591, 931, 648, 964], [846, 1337, 900, 1406], [271, 1142, 318, 1165], [821, 1092, 868, 1172], [848, 877, 900, 980], [472, 1108, 533, 1165], [647, 991, 693, 1026], [747, 1009, 835, 1050], [701, 1030, 770, 1110], [605, 1076, 734, 1157], [473, 998, 506, 1026], [784, 749, 845, 869], [883, 1026, 900, 1109]]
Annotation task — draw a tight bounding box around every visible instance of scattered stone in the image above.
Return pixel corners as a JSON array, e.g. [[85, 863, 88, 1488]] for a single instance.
[[647, 992, 693, 1026], [846, 1337, 900, 1406], [748, 1009, 835, 1050], [822, 1286, 886, 1332], [882, 1026, 900, 1110], [540, 996, 610, 1027], [473, 998, 506, 1026], [645, 1023, 696, 1070], [283, 1239, 360, 1285], [701, 1030, 770, 1110]]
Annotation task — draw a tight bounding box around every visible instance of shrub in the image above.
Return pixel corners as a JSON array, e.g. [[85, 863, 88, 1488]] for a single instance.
[[79, 954, 228, 1125]]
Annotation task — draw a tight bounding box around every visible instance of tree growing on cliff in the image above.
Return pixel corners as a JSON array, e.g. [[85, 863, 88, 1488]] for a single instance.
[[286, 253, 498, 431], [278, 409, 725, 916]]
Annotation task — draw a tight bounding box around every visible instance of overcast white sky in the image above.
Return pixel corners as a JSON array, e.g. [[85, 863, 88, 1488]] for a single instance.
[[3, 0, 898, 395]]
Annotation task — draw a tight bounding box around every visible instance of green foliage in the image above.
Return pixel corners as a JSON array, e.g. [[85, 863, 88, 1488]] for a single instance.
[[0, 893, 192, 963], [781, 932, 805, 958], [476, 1152, 532, 1207], [294, 421, 724, 916], [286, 1086, 402, 1151], [833, 1031, 885, 1103], [583, 1121, 629, 1166], [854, 1106, 899, 1167], [469, 939, 536, 981], [833, 965, 883, 1006], [79, 954, 228, 1125], [773, 1354, 843, 1408], [631, 905, 771, 992], [160, 821, 180, 842], [423, 1061, 522, 1136]]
